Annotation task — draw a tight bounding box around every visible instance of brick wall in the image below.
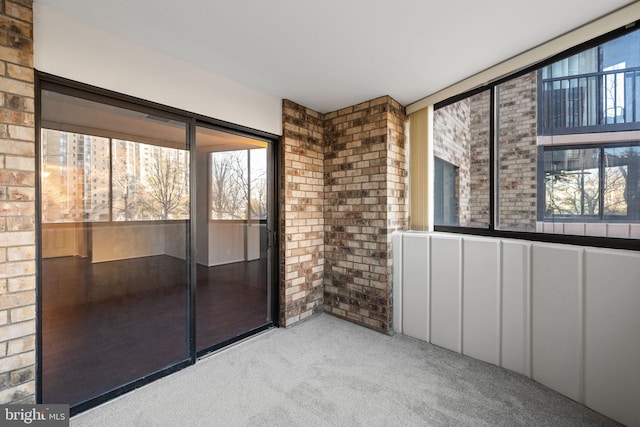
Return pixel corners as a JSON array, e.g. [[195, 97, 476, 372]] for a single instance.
[[497, 71, 537, 231], [280, 96, 408, 333], [433, 98, 472, 225], [469, 91, 491, 227], [280, 100, 325, 326], [323, 96, 407, 333], [434, 85, 535, 230], [0, 0, 36, 404]]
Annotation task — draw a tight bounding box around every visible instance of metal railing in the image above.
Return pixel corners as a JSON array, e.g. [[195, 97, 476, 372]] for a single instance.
[[539, 67, 640, 135]]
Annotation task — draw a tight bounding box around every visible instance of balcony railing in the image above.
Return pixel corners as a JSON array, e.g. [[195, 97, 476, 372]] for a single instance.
[[539, 67, 640, 135]]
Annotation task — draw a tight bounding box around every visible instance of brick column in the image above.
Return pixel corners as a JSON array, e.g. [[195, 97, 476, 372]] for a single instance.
[[280, 100, 325, 326], [0, 0, 36, 404], [281, 97, 407, 332], [323, 96, 407, 333]]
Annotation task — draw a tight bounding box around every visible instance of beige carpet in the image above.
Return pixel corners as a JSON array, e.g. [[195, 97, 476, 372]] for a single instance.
[[71, 313, 620, 426]]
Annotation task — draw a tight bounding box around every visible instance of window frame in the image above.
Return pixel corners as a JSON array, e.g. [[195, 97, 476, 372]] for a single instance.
[[432, 21, 640, 251], [539, 141, 640, 223]]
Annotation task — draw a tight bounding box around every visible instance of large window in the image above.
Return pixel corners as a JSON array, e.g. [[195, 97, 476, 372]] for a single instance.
[[42, 130, 190, 223], [112, 140, 189, 221], [41, 130, 110, 222], [433, 89, 491, 228], [543, 144, 640, 221], [433, 24, 640, 244], [540, 30, 640, 134]]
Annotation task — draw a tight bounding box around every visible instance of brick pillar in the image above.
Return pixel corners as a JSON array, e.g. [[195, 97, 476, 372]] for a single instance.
[[281, 96, 407, 333], [324, 96, 407, 333], [0, 0, 35, 404], [280, 100, 325, 326]]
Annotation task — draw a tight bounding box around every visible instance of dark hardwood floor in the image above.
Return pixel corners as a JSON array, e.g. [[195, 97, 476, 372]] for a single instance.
[[42, 255, 268, 406]]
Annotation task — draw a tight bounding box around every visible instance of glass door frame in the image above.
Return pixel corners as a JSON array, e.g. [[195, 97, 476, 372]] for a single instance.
[[35, 72, 280, 415]]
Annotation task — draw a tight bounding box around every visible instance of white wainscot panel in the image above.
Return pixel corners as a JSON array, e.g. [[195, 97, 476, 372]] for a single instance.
[[430, 234, 461, 353], [462, 238, 499, 364], [401, 233, 429, 341], [501, 240, 530, 377], [585, 249, 640, 427], [531, 243, 582, 402]]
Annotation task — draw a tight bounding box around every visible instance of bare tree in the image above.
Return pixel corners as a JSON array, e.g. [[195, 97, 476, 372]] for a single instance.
[[113, 171, 138, 220], [605, 147, 640, 219], [250, 174, 268, 219], [545, 170, 599, 216], [141, 151, 189, 220], [545, 148, 639, 218], [210, 151, 248, 219]]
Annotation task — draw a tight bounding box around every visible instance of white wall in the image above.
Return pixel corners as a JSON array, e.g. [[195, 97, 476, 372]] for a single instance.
[[393, 232, 640, 427], [164, 222, 187, 260], [41, 223, 85, 258], [207, 222, 245, 266], [33, 4, 282, 136], [91, 223, 165, 263]]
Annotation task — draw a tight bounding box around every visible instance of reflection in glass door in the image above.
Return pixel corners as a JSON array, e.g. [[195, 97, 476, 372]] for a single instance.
[[195, 126, 272, 353], [39, 88, 191, 407]]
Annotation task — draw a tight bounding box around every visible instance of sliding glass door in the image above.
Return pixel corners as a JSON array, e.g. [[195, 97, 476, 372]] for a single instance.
[[195, 126, 273, 353], [38, 81, 277, 411], [40, 87, 191, 406]]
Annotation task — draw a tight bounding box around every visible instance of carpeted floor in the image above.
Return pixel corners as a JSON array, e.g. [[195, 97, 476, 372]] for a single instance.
[[71, 313, 620, 427]]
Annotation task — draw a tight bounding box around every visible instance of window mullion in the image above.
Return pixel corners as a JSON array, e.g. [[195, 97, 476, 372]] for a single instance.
[[600, 146, 605, 220], [490, 86, 497, 231]]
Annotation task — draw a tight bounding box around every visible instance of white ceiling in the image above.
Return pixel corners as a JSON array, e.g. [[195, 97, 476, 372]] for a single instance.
[[42, 89, 268, 152], [35, 0, 635, 113]]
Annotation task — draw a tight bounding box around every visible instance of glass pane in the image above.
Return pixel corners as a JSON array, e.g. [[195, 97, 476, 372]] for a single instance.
[[433, 89, 490, 228], [496, 73, 538, 232], [249, 148, 267, 221], [41, 130, 110, 222], [434, 157, 458, 226], [40, 90, 190, 406], [542, 48, 597, 79], [544, 148, 600, 218], [535, 28, 640, 238], [112, 140, 190, 221], [210, 150, 248, 220], [602, 30, 640, 70], [196, 126, 271, 352], [604, 145, 640, 220]]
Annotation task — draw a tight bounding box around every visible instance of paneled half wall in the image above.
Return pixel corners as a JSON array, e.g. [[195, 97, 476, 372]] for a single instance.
[[392, 232, 640, 427]]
